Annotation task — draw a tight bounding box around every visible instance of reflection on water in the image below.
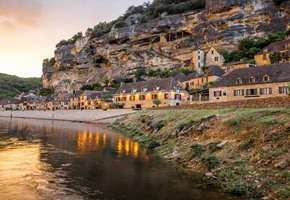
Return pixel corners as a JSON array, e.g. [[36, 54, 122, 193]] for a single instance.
[[0, 118, 240, 200]]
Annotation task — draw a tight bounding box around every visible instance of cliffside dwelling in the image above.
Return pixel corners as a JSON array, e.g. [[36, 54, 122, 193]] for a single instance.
[[209, 63, 290, 102], [114, 77, 189, 109], [192, 47, 225, 74], [254, 38, 290, 66]]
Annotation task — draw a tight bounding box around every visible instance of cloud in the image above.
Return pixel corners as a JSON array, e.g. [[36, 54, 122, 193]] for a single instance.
[[0, 0, 42, 30]]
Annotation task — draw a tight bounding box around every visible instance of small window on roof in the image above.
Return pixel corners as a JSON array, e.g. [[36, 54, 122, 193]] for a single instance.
[[263, 75, 270, 82], [236, 78, 243, 84], [249, 76, 256, 83]]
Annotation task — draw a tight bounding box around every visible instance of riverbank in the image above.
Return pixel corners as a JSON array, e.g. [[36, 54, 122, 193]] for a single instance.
[[0, 109, 136, 124], [112, 108, 290, 199]]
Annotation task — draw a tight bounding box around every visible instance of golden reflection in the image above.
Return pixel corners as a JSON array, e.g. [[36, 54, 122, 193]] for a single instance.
[[102, 133, 107, 146], [117, 138, 123, 155], [125, 139, 130, 156], [95, 133, 100, 147], [88, 131, 93, 142], [133, 142, 139, 158]]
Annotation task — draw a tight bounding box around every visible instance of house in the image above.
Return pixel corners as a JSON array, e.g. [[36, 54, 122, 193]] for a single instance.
[[209, 63, 290, 102], [114, 77, 189, 109], [254, 39, 290, 66], [187, 65, 225, 90], [174, 72, 198, 89], [69, 91, 82, 110], [221, 61, 253, 73], [192, 47, 225, 74]]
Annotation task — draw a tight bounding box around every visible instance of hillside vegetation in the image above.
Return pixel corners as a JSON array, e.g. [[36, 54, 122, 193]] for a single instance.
[[0, 73, 42, 99], [113, 108, 290, 199]]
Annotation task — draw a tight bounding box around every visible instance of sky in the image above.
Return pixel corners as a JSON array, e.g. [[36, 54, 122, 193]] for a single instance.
[[0, 0, 147, 78]]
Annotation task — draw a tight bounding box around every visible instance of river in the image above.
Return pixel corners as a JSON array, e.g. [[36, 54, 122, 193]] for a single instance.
[[0, 118, 240, 200]]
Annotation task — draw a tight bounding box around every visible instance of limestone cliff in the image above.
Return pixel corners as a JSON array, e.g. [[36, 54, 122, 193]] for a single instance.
[[42, 0, 289, 93]]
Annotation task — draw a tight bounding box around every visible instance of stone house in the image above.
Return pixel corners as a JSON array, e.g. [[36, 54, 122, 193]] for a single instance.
[[174, 72, 198, 89], [192, 47, 225, 74], [254, 39, 290, 66], [209, 63, 290, 102], [0, 99, 12, 111], [114, 77, 189, 109], [187, 65, 225, 90], [69, 91, 83, 110]]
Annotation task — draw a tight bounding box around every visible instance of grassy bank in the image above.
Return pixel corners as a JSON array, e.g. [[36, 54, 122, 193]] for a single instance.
[[112, 108, 290, 199]]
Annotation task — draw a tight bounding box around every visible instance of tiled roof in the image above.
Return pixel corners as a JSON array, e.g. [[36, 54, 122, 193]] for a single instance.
[[212, 63, 290, 88], [223, 61, 249, 66], [202, 65, 225, 77], [0, 99, 12, 105], [115, 77, 186, 94], [174, 73, 198, 82], [257, 39, 290, 55]]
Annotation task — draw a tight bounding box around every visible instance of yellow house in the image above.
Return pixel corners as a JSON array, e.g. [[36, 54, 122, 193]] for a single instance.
[[209, 63, 290, 102], [114, 77, 189, 109], [254, 39, 290, 66], [187, 65, 225, 90]]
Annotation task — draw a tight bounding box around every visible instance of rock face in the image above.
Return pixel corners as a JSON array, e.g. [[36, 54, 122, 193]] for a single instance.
[[42, 0, 289, 93]]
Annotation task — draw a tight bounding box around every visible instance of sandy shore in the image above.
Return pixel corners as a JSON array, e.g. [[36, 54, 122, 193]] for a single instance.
[[0, 109, 136, 124]]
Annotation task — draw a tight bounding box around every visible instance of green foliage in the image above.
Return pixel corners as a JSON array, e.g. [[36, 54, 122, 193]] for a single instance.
[[80, 82, 103, 91], [0, 73, 42, 99], [191, 143, 205, 158], [177, 119, 195, 131], [269, 51, 282, 64], [135, 68, 147, 82], [109, 102, 125, 109], [221, 30, 289, 63], [147, 68, 195, 78], [148, 141, 161, 150], [225, 180, 251, 196], [38, 87, 54, 96], [201, 154, 220, 170], [55, 32, 83, 48], [153, 98, 162, 107]]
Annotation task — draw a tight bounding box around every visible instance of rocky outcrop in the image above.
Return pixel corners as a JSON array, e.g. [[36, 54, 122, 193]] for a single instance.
[[42, 0, 289, 93]]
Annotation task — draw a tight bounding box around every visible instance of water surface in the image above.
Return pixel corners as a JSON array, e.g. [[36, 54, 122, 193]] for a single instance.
[[0, 118, 240, 200]]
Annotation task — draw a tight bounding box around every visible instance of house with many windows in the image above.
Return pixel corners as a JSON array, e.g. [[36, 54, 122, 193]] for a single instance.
[[209, 63, 290, 102], [114, 77, 189, 109]]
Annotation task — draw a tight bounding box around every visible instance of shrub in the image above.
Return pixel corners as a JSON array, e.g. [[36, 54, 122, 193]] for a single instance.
[[201, 154, 220, 170], [148, 141, 161, 150], [191, 143, 205, 158], [225, 180, 251, 196]]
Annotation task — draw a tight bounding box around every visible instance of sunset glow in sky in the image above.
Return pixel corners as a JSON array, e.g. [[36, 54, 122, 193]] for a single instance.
[[0, 0, 146, 77]]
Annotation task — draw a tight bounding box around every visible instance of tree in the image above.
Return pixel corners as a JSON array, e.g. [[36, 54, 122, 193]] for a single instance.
[[153, 98, 162, 107], [269, 51, 282, 64]]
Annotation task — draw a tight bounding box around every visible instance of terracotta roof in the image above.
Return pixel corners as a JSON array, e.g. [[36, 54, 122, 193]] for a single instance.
[[257, 39, 290, 55], [174, 73, 187, 82], [115, 77, 186, 94], [212, 63, 290, 88], [202, 65, 225, 77]]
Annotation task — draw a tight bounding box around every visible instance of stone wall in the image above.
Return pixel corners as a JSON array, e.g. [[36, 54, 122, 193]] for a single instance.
[[153, 96, 290, 110]]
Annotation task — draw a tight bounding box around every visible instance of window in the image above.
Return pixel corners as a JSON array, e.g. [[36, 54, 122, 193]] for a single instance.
[[279, 86, 289, 94], [115, 97, 120, 101], [121, 97, 127, 101], [198, 56, 200, 60], [190, 81, 194, 86], [263, 75, 270, 82], [236, 78, 243, 84], [246, 89, 258, 96], [198, 63, 201, 68], [263, 54, 267, 60], [164, 93, 169, 99], [214, 91, 222, 97], [260, 88, 272, 95], [233, 90, 244, 96], [176, 85, 180, 91], [211, 50, 214, 55], [249, 76, 256, 83], [151, 94, 158, 100], [139, 95, 145, 100], [214, 56, 219, 61], [175, 94, 181, 100], [129, 95, 135, 101], [198, 50, 200, 54]]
